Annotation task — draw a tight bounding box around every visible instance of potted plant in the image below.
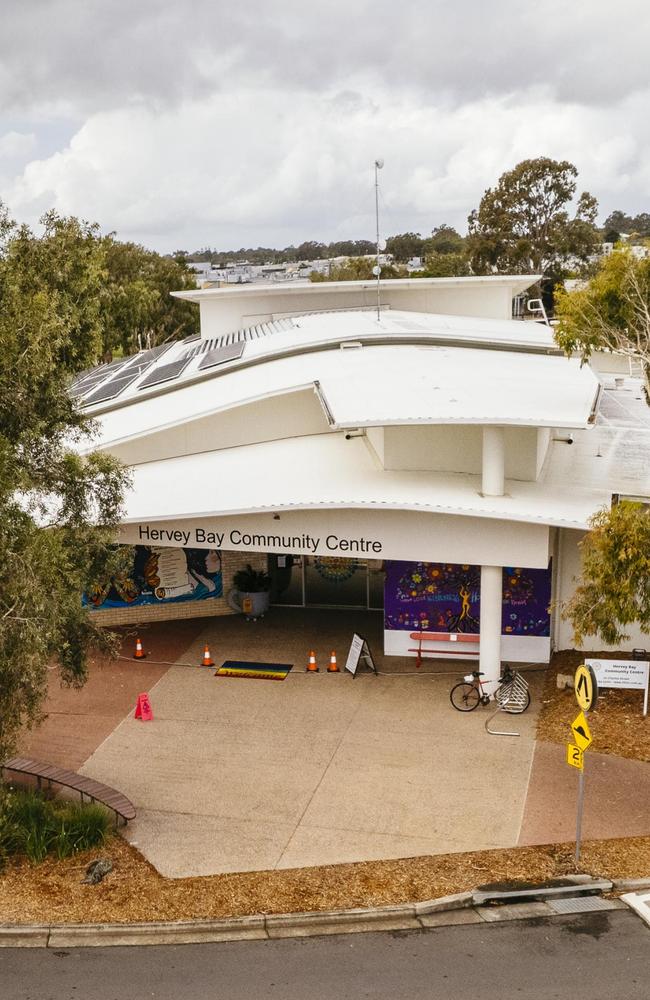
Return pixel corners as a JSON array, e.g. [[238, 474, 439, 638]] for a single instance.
[[228, 564, 272, 620]]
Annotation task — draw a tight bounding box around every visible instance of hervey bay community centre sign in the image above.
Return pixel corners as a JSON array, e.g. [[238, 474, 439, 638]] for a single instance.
[[120, 509, 550, 569], [135, 523, 383, 555]]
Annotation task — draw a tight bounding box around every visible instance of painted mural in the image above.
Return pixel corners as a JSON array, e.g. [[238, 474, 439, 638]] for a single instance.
[[84, 546, 223, 610], [384, 560, 551, 637]]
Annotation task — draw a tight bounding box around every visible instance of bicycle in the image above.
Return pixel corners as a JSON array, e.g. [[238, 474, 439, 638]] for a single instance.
[[449, 665, 531, 713]]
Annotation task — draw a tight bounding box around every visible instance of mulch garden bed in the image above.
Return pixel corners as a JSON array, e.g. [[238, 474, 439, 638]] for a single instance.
[[1, 834, 649, 925], [536, 649, 650, 763]]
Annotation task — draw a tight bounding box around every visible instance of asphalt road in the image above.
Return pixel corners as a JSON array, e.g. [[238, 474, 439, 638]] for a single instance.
[[2, 911, 649, 1000]]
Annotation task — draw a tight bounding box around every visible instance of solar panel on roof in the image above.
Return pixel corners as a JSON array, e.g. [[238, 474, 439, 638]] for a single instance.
[[70, 380, 95, 398], [70, 366, 94, 385], [83, 370, 142, 405], [137, 357, 192, 390], [71, 359, 123, 387], [70, 359, 127, 397], [140, 342, 174, 363], [121, 343, 172, 373], [198, 341, 245, 370], [179, 343, 205, 361]]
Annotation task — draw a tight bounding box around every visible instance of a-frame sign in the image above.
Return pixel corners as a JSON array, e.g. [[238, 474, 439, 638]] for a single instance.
[[344, 633, 378, 678]]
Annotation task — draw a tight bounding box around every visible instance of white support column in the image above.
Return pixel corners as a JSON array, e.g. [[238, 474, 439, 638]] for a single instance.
[[480, 427, 504, 685], [479, 564, 502, 686], [482, 426, 505, 497]]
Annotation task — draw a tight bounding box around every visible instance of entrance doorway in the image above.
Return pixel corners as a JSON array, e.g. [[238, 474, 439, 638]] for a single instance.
[[269, 555, 384, 610]]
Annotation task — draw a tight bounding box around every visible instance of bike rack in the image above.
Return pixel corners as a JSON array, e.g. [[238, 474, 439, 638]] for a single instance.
[[485, 672, 530, 737]]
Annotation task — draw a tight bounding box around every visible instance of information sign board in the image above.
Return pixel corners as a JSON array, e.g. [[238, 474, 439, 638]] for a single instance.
[[344, 634, 378, 677], [586, 659, 649, 717]]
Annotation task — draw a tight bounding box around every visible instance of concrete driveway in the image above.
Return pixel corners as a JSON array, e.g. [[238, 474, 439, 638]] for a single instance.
[[78, 614, 541, 877]]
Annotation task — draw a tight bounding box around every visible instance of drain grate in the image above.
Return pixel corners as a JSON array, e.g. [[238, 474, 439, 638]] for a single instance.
[[548, 895, 614, 914]]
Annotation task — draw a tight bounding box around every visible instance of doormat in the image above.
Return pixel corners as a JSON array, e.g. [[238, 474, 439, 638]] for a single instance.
[[216, 661, 293, 681]]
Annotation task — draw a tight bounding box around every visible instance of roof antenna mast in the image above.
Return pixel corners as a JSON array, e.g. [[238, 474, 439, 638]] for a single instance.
[[374, 158, 384, 321]]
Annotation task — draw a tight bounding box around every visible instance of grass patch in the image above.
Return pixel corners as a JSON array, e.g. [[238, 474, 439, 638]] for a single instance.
[[0, 786, 112, 866]]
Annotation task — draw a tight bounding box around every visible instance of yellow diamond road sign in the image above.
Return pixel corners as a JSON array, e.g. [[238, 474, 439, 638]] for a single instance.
[[571, 711, 592, 752], [566, 743, 584, 770], [574, 664, 598, 712]]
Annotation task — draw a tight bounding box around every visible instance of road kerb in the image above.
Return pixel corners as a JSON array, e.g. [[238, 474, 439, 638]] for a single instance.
[[0, 878, 619, 948], [0, 926, 50, 948], [48, 916, 267, 948], [266, 904, 420, 939], [612, 878, 650, 892], [415, 891, 473, 915]]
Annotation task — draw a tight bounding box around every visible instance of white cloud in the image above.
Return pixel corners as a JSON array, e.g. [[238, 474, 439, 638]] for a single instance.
[[4, 85, 650, 251], [0, 130, 36, 160], [1, 1, 649, 112], [1, 0, 649, 248]]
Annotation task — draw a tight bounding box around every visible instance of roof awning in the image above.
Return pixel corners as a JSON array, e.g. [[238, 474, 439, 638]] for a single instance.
[[314, 347, 600, 429], [121, 433, 608, 530]]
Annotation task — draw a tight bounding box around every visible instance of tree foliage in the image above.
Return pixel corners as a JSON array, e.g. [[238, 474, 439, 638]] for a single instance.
[[309, 256, 408, 282], [423, 225, 465, 256], [384, 233, 425, 263], [467, 158, 599, 286], [101, 238, 198, 356], [554, 248, 650, 375], [564, 503, 650, 646], [603, 210, 650, 238], [195, 239, 377, 267], [0, 203, 129, 761], [417, 251, 471, 278]]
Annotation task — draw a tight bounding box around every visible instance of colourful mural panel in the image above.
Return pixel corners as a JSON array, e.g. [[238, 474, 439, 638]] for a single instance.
[[384, 560, 551, 637], [84, 546, 223, 610]]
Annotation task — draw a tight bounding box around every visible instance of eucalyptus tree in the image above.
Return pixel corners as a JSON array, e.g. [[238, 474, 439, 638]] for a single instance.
[[0, 204, 129, 761]]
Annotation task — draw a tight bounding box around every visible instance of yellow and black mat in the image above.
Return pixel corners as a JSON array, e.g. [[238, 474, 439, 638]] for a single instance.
[[216, 660, 293, 681]]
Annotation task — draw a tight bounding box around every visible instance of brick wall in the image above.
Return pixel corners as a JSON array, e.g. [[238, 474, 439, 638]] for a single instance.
[[90, 550, 268, 628]]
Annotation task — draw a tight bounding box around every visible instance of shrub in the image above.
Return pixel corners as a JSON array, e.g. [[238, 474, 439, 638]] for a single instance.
[[54, 802, 111, 858], [6, 789, 58, 862], [0, 806, 21, 869], [0, 786, 112, 863]]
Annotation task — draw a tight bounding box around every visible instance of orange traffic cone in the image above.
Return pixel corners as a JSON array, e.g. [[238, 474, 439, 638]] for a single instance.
[[306, 650, 319, 673], [327, 650, 340, 672], [133, 637, 146, 660], [201, 643, 215, 668]]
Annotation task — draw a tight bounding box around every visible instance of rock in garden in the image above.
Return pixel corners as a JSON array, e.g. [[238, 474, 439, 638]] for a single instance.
[[82, 859, 113, 884]]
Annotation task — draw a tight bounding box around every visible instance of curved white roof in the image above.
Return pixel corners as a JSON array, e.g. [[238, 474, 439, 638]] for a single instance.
[[76, 309, 599, 452], [315, 345, 597, 429], [121, 433, 607, 531]]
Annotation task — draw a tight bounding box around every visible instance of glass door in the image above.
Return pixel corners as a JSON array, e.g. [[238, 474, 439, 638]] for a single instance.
[[269, 554, 385, 610], [304, 556, 368, 608]]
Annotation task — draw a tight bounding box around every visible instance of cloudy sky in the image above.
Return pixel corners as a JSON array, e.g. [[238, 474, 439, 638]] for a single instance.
[[1, 1, 648, 252]]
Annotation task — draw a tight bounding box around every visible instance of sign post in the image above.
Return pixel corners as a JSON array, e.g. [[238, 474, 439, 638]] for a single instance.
[[569, 666, 597, 864]]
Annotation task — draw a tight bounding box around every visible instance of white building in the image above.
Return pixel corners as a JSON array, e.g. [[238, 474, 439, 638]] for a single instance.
[[72, 276, 650, 683]]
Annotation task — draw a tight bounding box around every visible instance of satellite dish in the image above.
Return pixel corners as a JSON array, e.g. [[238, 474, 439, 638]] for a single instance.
[[374, 158, 384, 169]]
